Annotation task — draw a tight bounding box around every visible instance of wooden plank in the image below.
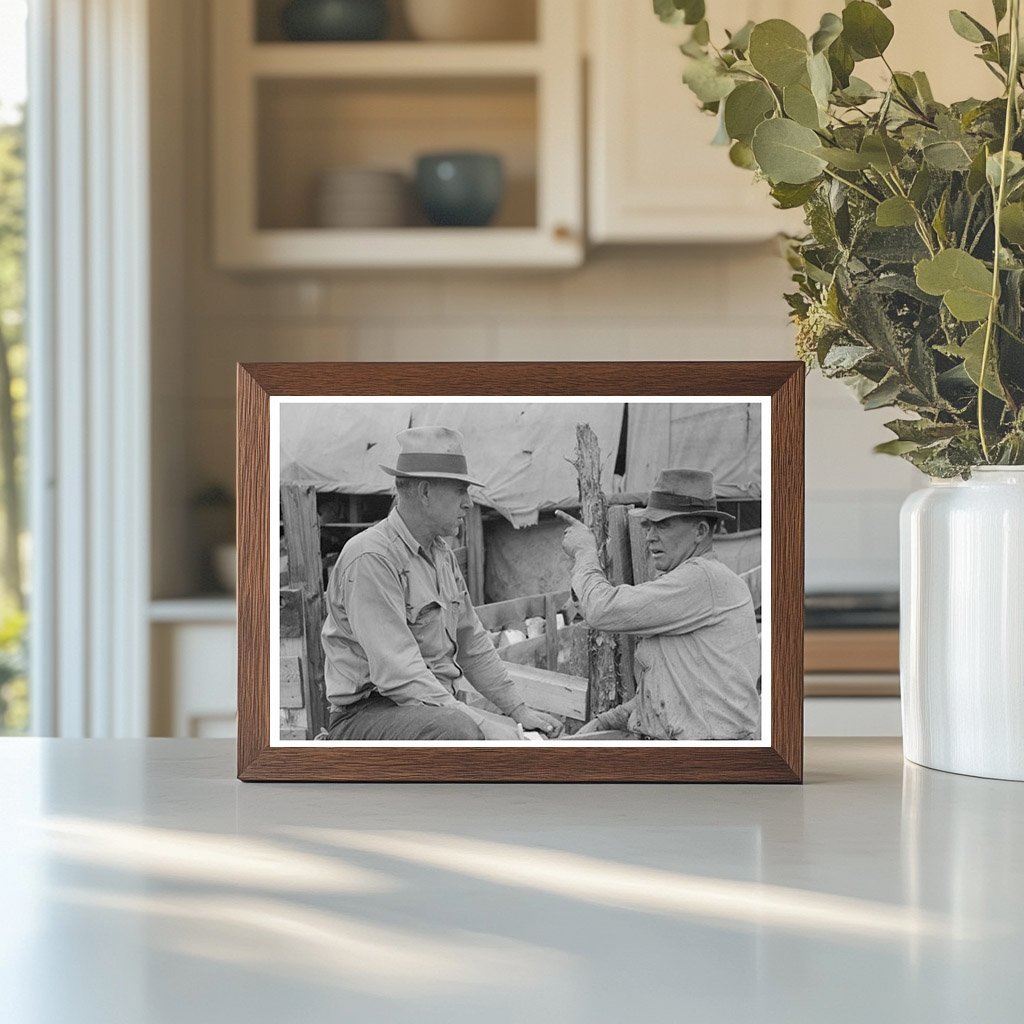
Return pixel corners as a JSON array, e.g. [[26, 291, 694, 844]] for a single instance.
[[505, 663, 588, 721], [628, 514, 654, 584], [280, 655, 304, 709], [544, 592, 558, 672], [280, 483, 329, 739], [804, 629, 899, 674], [466, 502, 485, 605], [607, 504, 636, 703], [280, 587, 302, 638], [476, 590, 571, 630], [573, 423, 617, 717], [301, 590, 329, 738], [281, 483, 320, 589]]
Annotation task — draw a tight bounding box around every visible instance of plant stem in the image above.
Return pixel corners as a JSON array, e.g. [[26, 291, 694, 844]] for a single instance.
[[884, 171, 938, 255], [979, 0, 1021, 462], [822, 167, 880, 204]]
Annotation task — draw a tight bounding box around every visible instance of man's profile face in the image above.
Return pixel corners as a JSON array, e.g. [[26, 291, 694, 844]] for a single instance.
[[423, 479, 472, 538], [641, 516, 707, 573]]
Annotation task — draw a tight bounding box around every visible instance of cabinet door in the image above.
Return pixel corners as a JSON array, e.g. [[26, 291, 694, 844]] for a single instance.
[[588, 0, 814, 243], [588, 0, 1001, 244]]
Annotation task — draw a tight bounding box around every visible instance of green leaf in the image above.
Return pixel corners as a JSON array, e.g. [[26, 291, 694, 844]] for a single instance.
[[912, 71, 935, 104], [751, 118, 828, 184], [653, 0, 705, 26], [967, 144, 991, 194], [784, 80, 824, 129], [810, 12, 843, 54], [724, 20, 755, 53], [729, 140, 757, 169], [932, 190, 950, 247], [1000, 203, 1024, 245], [939, 325, 1006, 398], [770, 179, 820, 209], [682, 57, 736, 104], [986, 150, 1024, 191], [922, 140, 972, 171], [948, 10, 994, 44], [860, 133, 904, 173], [915, 249, 994, 321], [827, 36, 856, 89], [862, 374, 903, 409], [909, 164, 933, 205], [807, 51, 833, 110], [884, 418, 963, 443], [692, 19, 710, 45], [993, 0, 1008, 24], [876, 196, 918, 228], [842, 1, 895, 59], [874, 439, 922, 455], [748, 20, 809, 87], [813, 146, 872, 170], [723, 81, 775, 144]]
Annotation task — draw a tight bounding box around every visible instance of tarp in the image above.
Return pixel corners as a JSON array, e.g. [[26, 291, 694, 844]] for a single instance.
[[280, 401, 624, 527], [624, 403, 761, 500]]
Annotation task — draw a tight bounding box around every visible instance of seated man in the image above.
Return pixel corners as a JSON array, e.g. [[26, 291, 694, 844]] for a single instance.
[[322, 425, 562, 742], [556, 468, 760, 741]]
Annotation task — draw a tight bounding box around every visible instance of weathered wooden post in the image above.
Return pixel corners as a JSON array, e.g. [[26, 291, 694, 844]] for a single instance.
[[572, 424, 618, 718], [280, 483, 329, 739]]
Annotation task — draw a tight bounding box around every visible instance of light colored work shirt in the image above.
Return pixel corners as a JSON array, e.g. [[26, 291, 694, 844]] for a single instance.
[[570, 550, 761, 739], [322, 508, 522, 716]]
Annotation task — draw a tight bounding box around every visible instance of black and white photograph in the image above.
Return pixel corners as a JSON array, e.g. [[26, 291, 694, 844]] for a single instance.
[[270, 396, 770, 746]]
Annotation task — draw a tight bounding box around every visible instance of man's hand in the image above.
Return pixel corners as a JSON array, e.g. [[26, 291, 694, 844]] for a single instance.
[[554, 510, 597, 560], [511, 703, 564, 738], [476, 713, 524, 741]]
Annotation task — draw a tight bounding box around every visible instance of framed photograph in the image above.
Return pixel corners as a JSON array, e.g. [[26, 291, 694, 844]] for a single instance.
[[237, 362, 803, 782]]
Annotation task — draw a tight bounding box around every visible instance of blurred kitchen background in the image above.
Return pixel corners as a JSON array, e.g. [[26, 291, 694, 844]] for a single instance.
[[1, 0, 997, 739]]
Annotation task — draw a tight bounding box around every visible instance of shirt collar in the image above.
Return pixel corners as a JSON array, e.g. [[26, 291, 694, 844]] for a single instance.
[[388, 506, 436, 558]]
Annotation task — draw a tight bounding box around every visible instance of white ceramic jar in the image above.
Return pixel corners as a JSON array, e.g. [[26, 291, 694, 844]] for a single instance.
[[900, 467, 1024, 780]]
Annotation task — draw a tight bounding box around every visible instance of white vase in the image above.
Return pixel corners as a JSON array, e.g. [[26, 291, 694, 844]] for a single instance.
[[900, 467, 1024, 780]]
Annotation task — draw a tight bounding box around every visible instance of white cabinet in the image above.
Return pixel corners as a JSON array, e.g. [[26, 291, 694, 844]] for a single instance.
[[150, 601, 237, 738], [586, 0, 997, 244], [211, 0, 583, 268], [587, 0, 810, 243]]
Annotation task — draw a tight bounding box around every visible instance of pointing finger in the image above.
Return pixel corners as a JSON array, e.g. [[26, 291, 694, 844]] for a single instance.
[[554, 510, 582, 526]]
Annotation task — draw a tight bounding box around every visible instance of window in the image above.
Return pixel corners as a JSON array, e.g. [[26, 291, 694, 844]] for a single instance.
[[0, 0, 27, 734]]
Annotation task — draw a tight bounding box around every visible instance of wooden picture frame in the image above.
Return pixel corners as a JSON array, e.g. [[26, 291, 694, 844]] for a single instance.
[[237, 362, 804, 782]]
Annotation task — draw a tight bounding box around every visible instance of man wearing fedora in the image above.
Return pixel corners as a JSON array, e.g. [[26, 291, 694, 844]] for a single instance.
[[555, 468, 760, 741], [321, 425, 563, 742]]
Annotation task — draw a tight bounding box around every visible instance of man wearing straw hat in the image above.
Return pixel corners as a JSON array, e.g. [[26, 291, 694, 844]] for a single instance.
[[322, 425, 563, 742], [555, 468, 760, 741]]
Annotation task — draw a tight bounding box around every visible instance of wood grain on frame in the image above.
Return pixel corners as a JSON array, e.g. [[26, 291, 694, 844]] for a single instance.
[[236, 362, 804, 783]]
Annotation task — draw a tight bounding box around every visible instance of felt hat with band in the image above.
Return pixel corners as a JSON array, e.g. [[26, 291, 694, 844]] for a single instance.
[[628, 468, 735, 523], [380, 426, 484, 487]]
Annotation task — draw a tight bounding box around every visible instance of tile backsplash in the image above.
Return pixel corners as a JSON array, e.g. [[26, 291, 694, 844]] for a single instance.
[[180, 246, 917, 594]]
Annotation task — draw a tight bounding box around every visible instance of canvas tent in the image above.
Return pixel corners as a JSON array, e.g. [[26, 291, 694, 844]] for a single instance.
[[279, 400, 761, 526]]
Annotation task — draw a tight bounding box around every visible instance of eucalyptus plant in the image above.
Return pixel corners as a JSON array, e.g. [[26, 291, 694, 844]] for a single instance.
[[657, 0, 1024, 475]]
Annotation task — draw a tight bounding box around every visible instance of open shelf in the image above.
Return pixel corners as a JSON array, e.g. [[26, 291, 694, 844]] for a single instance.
[[213, 0, 581, 268], [249, 42, 544, 77]]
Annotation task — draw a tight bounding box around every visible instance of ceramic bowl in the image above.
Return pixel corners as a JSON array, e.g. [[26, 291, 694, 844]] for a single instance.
[[415, 152, 504, 227], [403, 0, 534, 42], [281, 0, 388, 42]]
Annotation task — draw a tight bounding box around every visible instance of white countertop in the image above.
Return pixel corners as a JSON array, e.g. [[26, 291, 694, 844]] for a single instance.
[[1, 738, 1020, 1023]]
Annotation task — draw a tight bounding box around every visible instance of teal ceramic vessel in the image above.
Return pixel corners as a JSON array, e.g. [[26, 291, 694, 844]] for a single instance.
[[415, 152, 505, 227], [281, 0, 388, 41]]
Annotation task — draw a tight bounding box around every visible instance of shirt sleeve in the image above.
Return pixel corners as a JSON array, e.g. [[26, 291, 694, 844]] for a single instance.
[[570, 550, 718, 637], [452, 566, 523, 716], [341, 553, 468, 709]]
